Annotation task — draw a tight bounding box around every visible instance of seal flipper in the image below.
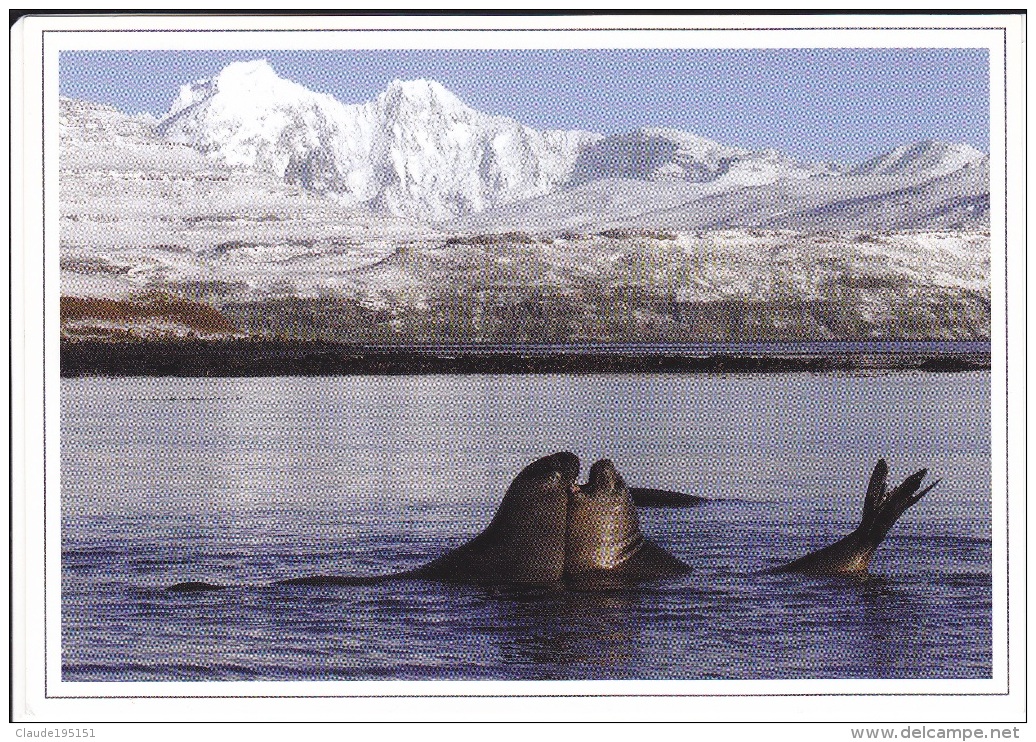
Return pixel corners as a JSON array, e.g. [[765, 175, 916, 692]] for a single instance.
[[167, 581, 226, 592], [774, 459, 940, 577]]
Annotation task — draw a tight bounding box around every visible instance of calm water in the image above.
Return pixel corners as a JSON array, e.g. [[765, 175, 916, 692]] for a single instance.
[[61, 372, 992, 681]]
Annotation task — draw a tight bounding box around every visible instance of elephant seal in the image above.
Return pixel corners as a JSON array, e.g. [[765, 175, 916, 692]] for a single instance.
[[278, 451, 579, 588], [773, 459, 940, 577], [168, 452, 690, 593], [404, 450, 578, 586], [565, 459, 691, 590], [167, 453, 937, 593]]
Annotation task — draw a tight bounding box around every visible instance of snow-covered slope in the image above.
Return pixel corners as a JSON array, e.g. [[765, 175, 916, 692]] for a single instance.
[[569, 127, 829, 188], [219, 229, 989, 343], [766, 157, 990, 231], [453, 149, 990, 234], [60, 97, 434, 301], [852, 140, 987, 178]]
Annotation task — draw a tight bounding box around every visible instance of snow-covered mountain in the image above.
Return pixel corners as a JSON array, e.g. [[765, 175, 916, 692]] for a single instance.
[[452, 141, 990, 234], [154, 59, 989, 227], [60, 97, 433, 304], [158, 60, 601, 221], [58, 68, 992, 343], [568, 127, 831, 187], [852, 140, 987, 178]]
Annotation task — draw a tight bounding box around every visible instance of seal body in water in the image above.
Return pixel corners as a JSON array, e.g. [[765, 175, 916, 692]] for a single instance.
[[565, 459, 691, 589], [405, 450, 578, 586], [167, 453, 936, 592], [279, 451, 579, 588], [561, 457, 938, 583], [280, 453, 690, 590], [169, 452, 685, 592]]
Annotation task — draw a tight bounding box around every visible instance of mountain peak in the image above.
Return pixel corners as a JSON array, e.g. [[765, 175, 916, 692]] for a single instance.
[[854, 140, 986, 178], [214, 59, 279, 85], [163, 59, 301, 120], [378, 78, 467, 111], [387, 77, 446, 94]]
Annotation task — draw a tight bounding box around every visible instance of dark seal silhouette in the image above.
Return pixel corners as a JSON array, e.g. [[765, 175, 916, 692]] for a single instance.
[[281, 451, 579, 588], [629, 487, 705, 508], [167, 453, 937, 592], [773, 459, 940, 577]]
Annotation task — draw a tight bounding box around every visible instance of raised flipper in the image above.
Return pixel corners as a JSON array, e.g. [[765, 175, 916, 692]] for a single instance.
[[774, 459, 940, 577]]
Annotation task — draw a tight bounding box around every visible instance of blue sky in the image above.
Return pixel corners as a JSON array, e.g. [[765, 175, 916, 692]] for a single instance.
[[59, 48, 989, 163]]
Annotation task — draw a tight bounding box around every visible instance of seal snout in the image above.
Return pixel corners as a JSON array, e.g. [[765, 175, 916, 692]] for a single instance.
[[520, 451, 581, 486], [582, 458, 627, 498], [552, 451, 582, 483]]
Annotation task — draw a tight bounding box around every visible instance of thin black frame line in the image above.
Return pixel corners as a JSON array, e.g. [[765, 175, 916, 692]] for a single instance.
[[40, 24, 1014, 700], [43, 691, 1013, 701], [44, 26, 1009, 34], [41, 29, 48, 702], [1001, 25, 1010, 699]]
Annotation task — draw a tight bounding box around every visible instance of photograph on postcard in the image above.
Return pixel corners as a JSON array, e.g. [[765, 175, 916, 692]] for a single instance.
[[44, 29, 1004, 691]]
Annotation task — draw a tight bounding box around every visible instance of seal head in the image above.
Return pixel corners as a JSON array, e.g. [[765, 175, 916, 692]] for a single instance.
[[566, 459, 644, 573], [413, 451, 579, 586], [565, 458, 690, 589]]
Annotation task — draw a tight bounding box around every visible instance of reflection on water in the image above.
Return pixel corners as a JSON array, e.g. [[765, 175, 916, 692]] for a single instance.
[[61, 372, 992, 680], [488, 590, 639, 675]]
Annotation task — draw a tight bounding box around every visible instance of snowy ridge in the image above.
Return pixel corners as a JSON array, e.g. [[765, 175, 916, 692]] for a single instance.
[[154, 60, 988, 225], [570, 127, 829, 189], [158, 61, 601, 220], [59, 70, 991, 342], [852, 140, 987, 178]]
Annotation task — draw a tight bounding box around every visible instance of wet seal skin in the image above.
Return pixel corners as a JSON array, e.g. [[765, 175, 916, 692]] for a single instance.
[[167, 453, 937, 593], [401, 451, 578, 586], [565, 459, 692, 590], [268, 452, 576, 589], [772, 459, 940, 578]]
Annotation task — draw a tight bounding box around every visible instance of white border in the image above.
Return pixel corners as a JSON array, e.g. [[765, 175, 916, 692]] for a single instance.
[[11, 12, 1027, 727]]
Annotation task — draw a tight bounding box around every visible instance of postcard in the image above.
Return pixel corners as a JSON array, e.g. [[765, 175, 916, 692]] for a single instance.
[[10, 12, 1026, 733]]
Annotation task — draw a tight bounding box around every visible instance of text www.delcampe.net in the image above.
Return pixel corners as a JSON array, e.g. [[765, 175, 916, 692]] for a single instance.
[[851, 728, 1021, 740]]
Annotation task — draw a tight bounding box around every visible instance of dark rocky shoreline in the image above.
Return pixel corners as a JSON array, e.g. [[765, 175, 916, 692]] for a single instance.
[[59, 339, 992, 378]]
